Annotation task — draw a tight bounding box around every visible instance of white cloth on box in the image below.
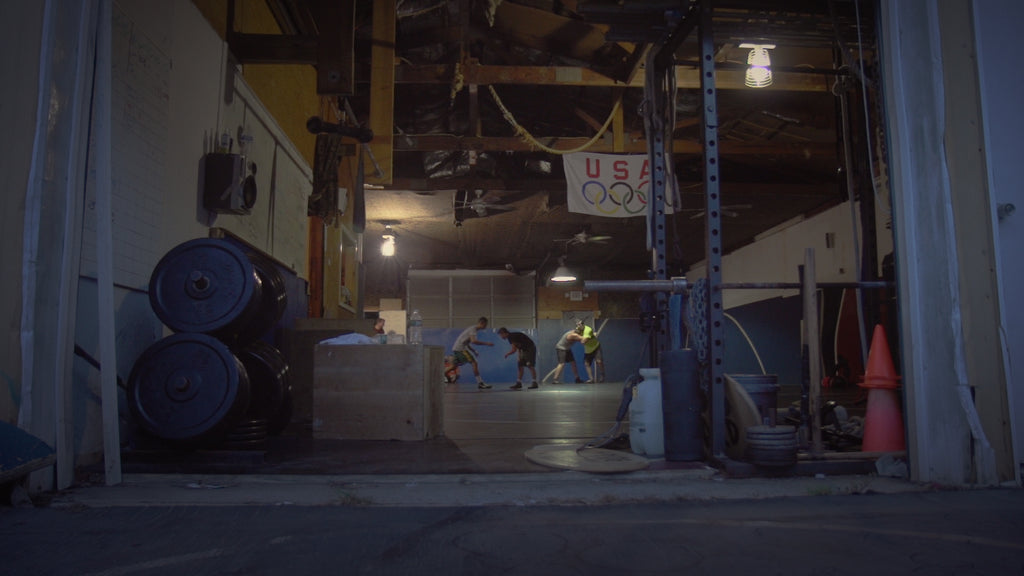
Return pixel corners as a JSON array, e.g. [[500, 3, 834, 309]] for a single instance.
[[319, 333, 379, 346]]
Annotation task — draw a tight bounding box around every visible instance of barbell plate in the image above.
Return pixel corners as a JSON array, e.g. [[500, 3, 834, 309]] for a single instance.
[[240, 251, 288, 340], [235, 340, 288, 420], [149, 238, 258, 335], [128, 332, 251, 442]]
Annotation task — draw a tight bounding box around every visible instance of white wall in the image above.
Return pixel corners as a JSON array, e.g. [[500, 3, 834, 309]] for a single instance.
[[162, 0, 224, 254], [687, 202, 862, 309], [87, 0, 312, 280], [974, 0, 1024, 482], [881, 0, 994, 484]]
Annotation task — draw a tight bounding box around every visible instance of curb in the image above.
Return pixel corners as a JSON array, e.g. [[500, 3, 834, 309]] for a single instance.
[[50, 469, 928, 508]]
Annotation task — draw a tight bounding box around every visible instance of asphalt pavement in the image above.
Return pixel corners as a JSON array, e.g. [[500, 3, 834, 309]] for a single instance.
[[2, 472, 1022, 575]]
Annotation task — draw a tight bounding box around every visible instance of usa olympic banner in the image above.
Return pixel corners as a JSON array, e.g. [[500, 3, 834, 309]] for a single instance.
[[564, 152, 655, 218]]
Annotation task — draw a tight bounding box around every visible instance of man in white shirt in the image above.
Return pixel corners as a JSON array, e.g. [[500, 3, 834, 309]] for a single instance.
[[551, 328, 583, 384], [446, 317, 494, 389]]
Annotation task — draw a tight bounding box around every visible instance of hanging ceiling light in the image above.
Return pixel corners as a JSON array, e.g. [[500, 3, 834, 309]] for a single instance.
[[550, 256, 577, 283], [741, 43, 775, 88], [381, 226, 396, 257]]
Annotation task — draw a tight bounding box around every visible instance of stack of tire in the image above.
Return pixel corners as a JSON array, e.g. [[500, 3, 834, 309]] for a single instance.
[[744, 425, 799, 471], [128, 238, 292, 449]]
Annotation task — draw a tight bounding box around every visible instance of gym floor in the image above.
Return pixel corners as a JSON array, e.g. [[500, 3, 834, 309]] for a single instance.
[[119, 380, 868, 477], [261, 380, 632, 475]]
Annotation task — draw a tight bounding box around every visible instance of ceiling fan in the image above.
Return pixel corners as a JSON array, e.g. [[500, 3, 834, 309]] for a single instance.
[[682, 204, 753, 220], [454, 189, 515, 219], [554, 227, 614, 247]]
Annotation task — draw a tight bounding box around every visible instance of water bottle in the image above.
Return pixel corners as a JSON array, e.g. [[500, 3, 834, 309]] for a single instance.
[[408, 309, 423, 345]]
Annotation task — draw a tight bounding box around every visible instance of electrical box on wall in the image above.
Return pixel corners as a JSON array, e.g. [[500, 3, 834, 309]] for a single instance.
[[202, 153, 257, 215]]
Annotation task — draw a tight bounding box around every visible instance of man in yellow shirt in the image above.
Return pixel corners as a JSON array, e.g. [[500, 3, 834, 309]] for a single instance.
[[575, 320, 605, 383]]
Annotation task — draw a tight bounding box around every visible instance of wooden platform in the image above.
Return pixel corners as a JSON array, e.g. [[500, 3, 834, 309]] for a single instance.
[[313, 344, 444, 441]]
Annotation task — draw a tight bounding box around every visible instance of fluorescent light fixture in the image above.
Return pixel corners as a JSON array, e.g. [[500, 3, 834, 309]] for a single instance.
[[550, 256, 577, 283], [740, 43, 775, 88], [550, 265, 577, 282]]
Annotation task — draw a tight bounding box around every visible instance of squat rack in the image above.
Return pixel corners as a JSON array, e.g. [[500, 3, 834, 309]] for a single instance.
[[583, 1, 893, 465]]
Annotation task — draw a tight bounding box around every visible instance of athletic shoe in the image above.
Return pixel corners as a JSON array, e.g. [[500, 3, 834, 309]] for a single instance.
[[575, 377, 583, 383], [551, 380, 561, 385], [510, 382, 523, 390], [478, 382, 492, 389], [584, 379, 594, 384], [528, 382, 539, 389]]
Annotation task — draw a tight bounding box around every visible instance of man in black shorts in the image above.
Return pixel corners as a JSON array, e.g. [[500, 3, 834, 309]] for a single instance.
[[497, 327, 539, 390], [552, 328, 583, 384]]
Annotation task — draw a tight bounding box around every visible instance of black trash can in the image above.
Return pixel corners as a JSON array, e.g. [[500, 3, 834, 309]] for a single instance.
[[659, 348, 704, 461]]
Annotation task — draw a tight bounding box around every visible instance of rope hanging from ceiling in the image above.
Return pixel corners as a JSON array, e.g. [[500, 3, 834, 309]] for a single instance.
[[486, 85, 621, 155]]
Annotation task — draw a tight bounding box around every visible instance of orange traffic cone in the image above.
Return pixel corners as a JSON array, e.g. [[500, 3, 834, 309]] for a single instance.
[[859, 325, 906, 452]]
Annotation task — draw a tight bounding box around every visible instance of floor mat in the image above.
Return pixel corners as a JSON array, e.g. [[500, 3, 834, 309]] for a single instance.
[[524, 444, 650, 473]]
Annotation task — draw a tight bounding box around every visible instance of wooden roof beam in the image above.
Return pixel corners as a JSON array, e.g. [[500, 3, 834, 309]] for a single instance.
[[392, 134, 835, 156], [225, 38, 834, 93], [384, 177, 837, 198], [396, 61, 833, 91]]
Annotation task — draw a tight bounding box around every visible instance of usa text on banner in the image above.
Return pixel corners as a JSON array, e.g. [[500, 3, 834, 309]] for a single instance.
[[564, 152, 655, 218]]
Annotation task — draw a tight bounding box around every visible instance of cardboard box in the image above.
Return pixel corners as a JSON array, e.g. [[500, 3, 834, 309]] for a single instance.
[[378, 309, 407, 336]]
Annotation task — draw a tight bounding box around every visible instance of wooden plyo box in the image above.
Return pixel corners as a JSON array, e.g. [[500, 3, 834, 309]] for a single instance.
[[281, 319, 377, 434], [313, 344, 444, 441]]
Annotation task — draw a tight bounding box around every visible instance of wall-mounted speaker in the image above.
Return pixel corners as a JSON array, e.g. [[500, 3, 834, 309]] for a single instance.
[[202, 153, 256, 215]]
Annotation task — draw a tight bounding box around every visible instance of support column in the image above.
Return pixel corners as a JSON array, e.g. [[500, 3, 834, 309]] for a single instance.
[[698, 1, 726, 459], [368, 0, 395, 185]]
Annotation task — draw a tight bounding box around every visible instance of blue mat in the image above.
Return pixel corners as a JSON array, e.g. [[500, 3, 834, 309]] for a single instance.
[[0, 421, 55, 484]]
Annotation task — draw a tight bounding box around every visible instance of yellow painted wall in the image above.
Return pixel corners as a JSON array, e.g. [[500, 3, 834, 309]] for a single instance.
[[322, 153, 362, 319], [537, 286, 600, 319], [191, 0, 318, 169]]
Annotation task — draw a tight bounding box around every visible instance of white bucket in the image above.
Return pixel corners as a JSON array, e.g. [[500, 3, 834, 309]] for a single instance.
[[629, 368, 665, 458]]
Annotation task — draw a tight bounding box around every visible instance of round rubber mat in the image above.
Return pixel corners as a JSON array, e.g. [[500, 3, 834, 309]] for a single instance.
[[524, 444, 651, 473]]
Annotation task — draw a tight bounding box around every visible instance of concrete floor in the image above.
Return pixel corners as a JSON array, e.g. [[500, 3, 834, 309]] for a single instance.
[[122, 380, 633, 476], [119, 380, 869, 477]]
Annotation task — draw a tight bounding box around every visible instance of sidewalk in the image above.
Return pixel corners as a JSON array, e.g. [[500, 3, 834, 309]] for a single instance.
[[51, 468, 931, 508]]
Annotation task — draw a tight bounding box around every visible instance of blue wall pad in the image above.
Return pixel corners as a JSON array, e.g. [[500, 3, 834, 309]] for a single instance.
[[722, 295, 803, 388], [418, 296, 801, 387], [420, 319, 652, 385]]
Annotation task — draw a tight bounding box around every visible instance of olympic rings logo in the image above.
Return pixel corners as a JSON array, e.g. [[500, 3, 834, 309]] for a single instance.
[[579, 180, 650, 215]]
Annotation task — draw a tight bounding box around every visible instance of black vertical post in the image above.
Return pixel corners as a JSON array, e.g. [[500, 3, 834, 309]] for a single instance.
[[647, 46, 668, 365], [698, 0, 726, 459], [798, 264, 810, 441], [649, 3, 698, 362]]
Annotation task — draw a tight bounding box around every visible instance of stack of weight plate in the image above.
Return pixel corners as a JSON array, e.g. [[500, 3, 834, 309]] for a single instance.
[[744, 425, 799, 470], [128, 238, 291, 449]]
